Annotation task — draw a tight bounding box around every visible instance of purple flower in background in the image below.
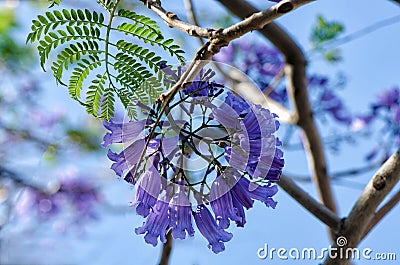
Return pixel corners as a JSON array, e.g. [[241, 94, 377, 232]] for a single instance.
[[352, 86, 400, 161], [213, 41, 286, 103], [308, 75, 328, 87], [392, 105, 400, 123], [15, 175, 100, 226], [350, 114, 374, 132], [375, 87, 399, 109], [214, 39, 356, 129], [16, 188, 61, 220], [319, 89, 352, 124]]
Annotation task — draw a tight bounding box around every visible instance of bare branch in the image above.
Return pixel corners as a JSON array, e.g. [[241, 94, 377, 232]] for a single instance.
[[216, 0, 338, 240], [159, 0, 314, 102], [141, 0, 213, 38], [323, 149, 400, 265], [279, 175, 341, 230], [362, 189, 400, 239]]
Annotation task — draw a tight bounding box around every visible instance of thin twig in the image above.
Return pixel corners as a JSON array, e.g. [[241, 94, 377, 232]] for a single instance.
[[309, 14, 400, 55], [286, 160, 384, 182], [0, 165, 47, 192]]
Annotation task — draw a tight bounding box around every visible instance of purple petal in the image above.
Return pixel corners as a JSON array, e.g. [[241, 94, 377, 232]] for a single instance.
[[239, 178, 278, 208], [211, 102, 241, 129], [135, 200, 170, 246], [224, 92, 249, 115], [231, 177, 254, 210], [133, 164, 161, 217], [193, 205, 233, 254], [210, 176, 241, 229], [169, 188, 195, 239], [102, 119, 146, 147]]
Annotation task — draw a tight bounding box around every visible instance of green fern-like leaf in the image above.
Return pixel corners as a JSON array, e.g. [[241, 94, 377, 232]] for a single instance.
[[51, 41, 102, 84], [115, 40, 166, 72], [69, 55, 104, 100], [27, 1, 186, 121], [101, 88, 115, 121], [86, 73, 107, 117]]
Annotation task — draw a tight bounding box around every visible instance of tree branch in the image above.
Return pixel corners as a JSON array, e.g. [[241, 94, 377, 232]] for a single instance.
[[216, 0, 337, 240], [323, 149, 400, 265], [0, 165, 47, 192], [142, 0, 214, 38], [279, 175, 341, 230], [158, 0, 314, 102]]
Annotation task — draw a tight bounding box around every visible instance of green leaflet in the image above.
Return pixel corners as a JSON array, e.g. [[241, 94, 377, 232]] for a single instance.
[[27, 2, 185, 120]]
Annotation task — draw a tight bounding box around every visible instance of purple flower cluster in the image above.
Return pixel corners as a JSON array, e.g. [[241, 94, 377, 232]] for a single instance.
[[103, 69, 284, 253]]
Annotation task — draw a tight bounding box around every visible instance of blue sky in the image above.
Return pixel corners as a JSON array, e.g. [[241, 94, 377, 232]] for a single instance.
[[3, 0, 400, 264]]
